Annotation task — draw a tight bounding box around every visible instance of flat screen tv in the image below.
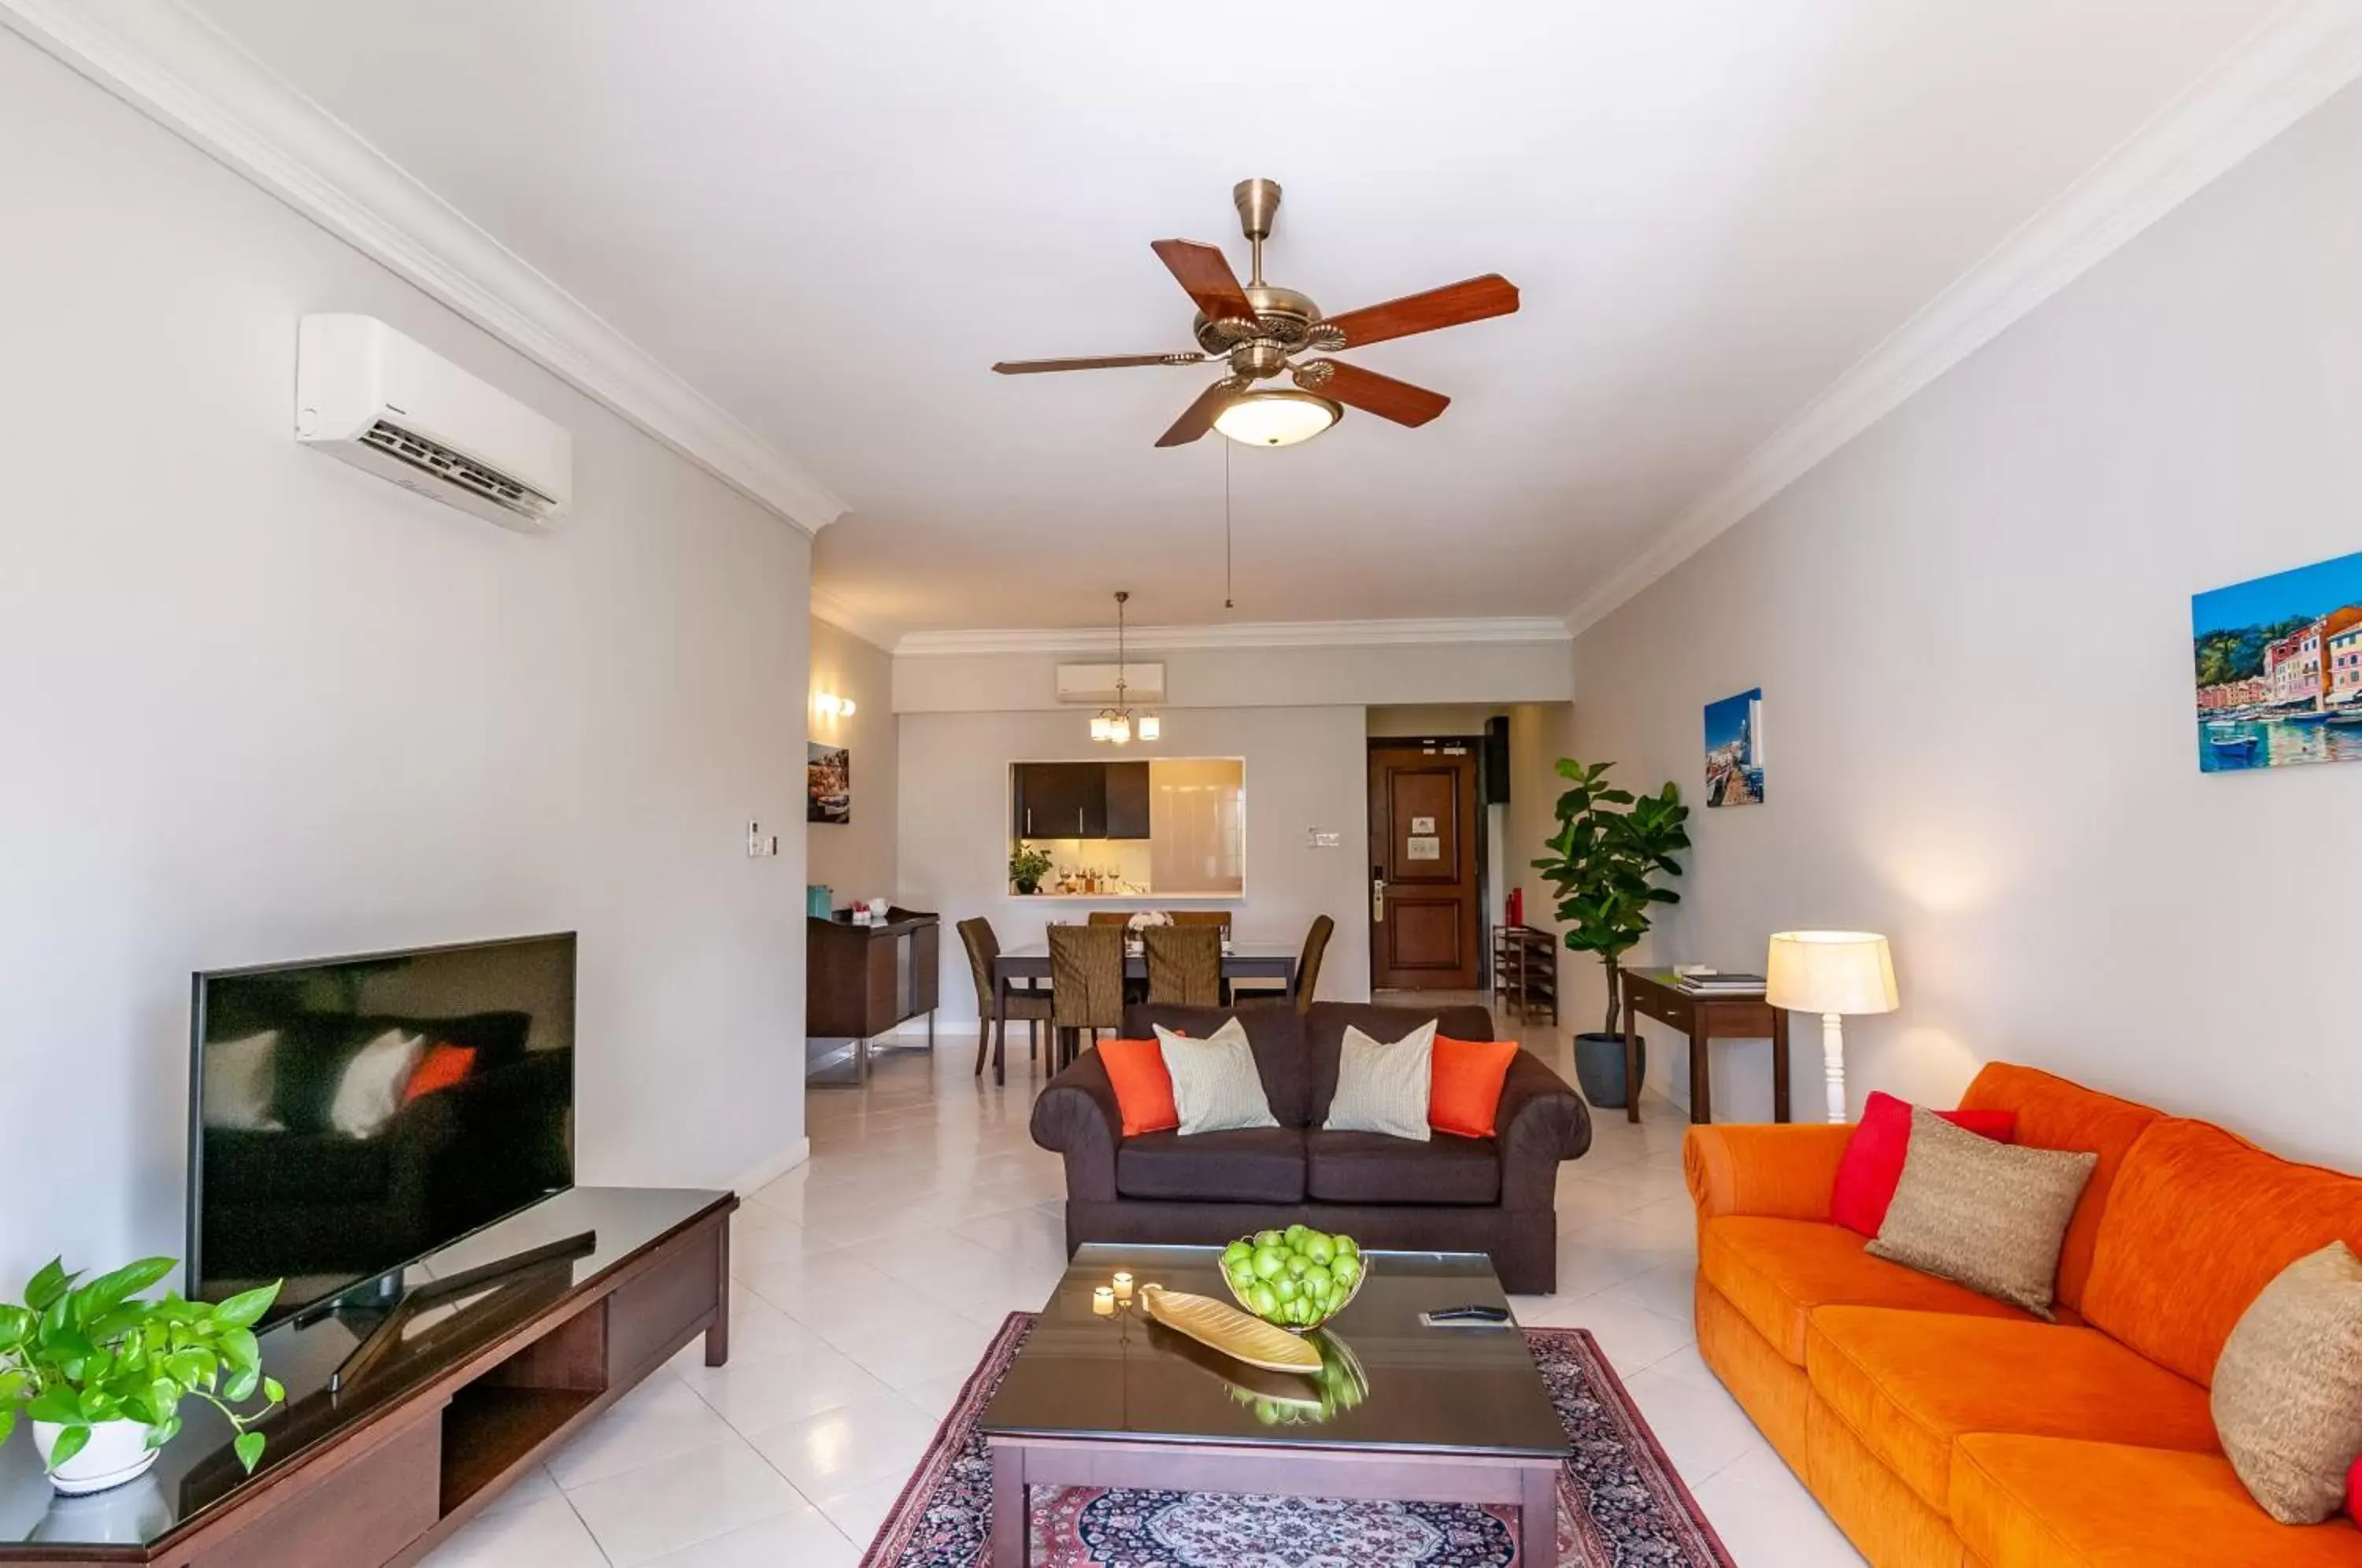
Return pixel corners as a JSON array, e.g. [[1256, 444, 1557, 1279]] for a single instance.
[[188, 933, 576, 1327]]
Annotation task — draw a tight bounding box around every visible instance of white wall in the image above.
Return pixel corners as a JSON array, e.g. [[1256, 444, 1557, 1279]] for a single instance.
[[0, 34, 813, 1285], [1570, 77, 2362, 1165], [897, 708, 1371, 1024], [807, 616, 897, 904], [895, 638, 1572, 713]]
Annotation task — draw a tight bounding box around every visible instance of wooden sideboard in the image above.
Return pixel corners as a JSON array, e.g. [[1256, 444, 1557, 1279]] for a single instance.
[[0, 1188, 732, 1566], [808, 908, 940, 1063]]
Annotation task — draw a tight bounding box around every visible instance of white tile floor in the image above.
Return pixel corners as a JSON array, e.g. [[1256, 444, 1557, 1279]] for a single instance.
[[423, 1001, 1865, 1566]]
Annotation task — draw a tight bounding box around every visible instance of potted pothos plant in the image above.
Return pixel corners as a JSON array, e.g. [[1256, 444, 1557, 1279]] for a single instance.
[[1009, 843, 1054, 896], [0, 1257, 283, 1495], [1531, 758, 1692, 1108]]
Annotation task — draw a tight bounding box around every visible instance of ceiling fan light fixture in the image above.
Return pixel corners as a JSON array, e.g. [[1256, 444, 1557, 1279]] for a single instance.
[[1215, 390, 1341, 448]]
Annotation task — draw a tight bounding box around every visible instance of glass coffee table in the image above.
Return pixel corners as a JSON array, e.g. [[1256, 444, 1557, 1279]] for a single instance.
[[979, 1244, 1568, 1566]]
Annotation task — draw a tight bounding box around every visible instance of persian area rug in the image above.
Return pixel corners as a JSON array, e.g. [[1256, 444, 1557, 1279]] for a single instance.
[[860, 1313, 1734, 1567]]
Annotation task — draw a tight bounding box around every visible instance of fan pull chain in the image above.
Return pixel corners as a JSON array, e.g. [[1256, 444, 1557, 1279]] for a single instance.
[[1223, 439, 1235, 612]]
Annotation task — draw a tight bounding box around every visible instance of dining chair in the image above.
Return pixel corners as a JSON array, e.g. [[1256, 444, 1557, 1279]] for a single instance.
[[1167, 910, 1234, 934], [1237, 913, 1334, 1012], [1048, 923, 1125, 1069], [1143, 923, 1221, 1007], [959, 917, 1050, 1078], [1087, 912, 1132, 927]]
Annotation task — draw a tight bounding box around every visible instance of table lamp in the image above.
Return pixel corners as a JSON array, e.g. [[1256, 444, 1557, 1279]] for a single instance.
[[1766, 931, 1898, 1123]]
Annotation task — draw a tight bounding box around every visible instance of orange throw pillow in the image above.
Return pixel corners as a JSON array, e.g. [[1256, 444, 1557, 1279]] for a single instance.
[[1431, 1037, 1520, 1138], [402, 1043, 476, 1104], [1098, 1039, 1179, 1136]]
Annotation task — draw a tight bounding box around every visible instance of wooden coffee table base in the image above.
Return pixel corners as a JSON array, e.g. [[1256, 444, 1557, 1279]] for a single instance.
[[987, 1434, 1560, 1566]]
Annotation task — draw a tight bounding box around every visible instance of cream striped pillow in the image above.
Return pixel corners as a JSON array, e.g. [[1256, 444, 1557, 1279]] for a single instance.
[[1153, 1019, 1278, 1135], [1323, 1021, 1435, 1141]]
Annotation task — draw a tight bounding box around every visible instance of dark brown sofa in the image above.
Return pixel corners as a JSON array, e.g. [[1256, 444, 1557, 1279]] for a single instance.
[[1028, 1000, 1590, 1293]]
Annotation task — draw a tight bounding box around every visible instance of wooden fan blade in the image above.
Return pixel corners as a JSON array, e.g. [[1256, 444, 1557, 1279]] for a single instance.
[[1317, 274, 1519, 349], [1151, 239, 1261, 327], [993, 353, 1205, 374], [1155, 379, 1238, 447], [1299, 361, 1449, 427]]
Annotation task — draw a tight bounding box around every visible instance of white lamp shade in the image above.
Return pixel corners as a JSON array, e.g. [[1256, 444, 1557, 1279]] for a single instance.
[[1766, 931, 1898, 1015], [1213, 390, 1340, 447], [1137, 712, 1161, 741]]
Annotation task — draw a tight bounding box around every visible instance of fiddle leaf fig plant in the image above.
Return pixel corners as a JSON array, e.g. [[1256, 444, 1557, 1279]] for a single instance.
[[1531, 757, 1693, 1037], [0, 1257, 285, 1476]]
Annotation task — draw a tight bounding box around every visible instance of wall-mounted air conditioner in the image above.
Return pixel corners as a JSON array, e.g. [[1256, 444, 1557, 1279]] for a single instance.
[[295, 314, 572, 530], [1055, 661, 1166, 704]]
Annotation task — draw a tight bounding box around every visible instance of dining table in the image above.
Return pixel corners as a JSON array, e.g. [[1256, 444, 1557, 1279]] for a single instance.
[[989, 940, 1301, 1084]]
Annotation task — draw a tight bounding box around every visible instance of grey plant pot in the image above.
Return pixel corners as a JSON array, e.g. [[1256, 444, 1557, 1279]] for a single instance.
[[1572, 1031, 1646, 1109]]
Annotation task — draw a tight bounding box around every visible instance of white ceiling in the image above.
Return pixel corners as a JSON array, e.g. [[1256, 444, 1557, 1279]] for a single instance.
[[185, 0, 2279, 638]]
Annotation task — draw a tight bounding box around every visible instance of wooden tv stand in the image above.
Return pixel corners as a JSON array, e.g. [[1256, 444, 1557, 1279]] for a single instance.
[[0, 1187, 735, 1566]]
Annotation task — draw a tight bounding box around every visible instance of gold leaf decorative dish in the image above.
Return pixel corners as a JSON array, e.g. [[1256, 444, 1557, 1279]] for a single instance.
[[1138, 1284, 1322, 1372]]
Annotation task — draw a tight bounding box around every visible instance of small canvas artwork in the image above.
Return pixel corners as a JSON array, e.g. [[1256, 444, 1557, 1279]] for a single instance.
[[2193, 549, 2362, 772], [808, 743, 850, 823], [1703, 689, 1764, 808]]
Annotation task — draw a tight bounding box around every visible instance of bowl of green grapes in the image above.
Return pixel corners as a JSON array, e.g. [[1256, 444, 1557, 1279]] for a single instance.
[[1220, 1226, 1367, 1330]]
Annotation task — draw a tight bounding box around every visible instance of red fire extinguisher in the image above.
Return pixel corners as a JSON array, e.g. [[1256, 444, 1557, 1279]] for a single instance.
[[1505, 886, 1523, 928]]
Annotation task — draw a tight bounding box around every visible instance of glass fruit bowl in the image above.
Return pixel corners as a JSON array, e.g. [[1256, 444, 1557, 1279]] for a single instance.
[[1218, 1226, 1368, 1331]]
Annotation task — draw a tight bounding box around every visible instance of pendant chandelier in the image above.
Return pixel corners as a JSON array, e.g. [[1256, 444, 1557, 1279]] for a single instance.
[[1091, 590, 1160, 745]]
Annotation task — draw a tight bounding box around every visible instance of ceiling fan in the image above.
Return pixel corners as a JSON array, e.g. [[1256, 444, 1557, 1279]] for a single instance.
[[992, 178, 1519, 449]]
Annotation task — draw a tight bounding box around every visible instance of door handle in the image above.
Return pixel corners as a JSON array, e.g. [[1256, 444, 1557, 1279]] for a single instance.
[[1372, 874, 1385, 924], [1077, 807, 1085, 834], [1025, 808, 1032, 836]]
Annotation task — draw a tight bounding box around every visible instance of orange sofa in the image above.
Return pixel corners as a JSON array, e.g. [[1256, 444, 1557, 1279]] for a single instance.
[[1682, 1062, 2362, 1567]]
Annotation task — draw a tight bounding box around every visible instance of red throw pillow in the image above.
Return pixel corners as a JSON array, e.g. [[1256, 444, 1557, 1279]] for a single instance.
[[1830, 1089, 2018, 1237], [1098, 1039, 1179, 1137], [2347, 1453, 2360, 1520], [1431, 1038, 1520, 1139], [401, 1043, 476, 1104]]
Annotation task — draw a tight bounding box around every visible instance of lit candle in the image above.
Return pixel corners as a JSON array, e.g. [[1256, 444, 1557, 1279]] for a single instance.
[[1092, 1287, 1115, 1316], [1112, 1271, 1134, 1303]]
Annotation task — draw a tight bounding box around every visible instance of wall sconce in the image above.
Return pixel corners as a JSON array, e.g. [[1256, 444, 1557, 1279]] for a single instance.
[[813, 692, 857, 719]]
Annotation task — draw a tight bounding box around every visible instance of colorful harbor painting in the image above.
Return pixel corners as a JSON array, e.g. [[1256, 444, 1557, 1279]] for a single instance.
[[808, 742, 850, 823], [2193, 548, 2362, 772], [1704, 688, 1765, 807]]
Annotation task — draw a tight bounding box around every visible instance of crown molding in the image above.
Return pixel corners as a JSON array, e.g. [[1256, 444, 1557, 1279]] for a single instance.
[[1566, 0, 2362, 637], [894, 616, 1574, 659], [1, 0, 846, 535], [809, 590, 899, 652]]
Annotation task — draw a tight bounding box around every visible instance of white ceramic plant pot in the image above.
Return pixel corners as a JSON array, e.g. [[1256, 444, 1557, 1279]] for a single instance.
[[33, 1418, 160, 1495]]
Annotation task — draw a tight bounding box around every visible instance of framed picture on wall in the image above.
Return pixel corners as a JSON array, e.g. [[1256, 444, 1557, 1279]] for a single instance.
[[2192, 549, 2362, 772], [808, 742, 850, 823], [1703, 689, 1764, 808]]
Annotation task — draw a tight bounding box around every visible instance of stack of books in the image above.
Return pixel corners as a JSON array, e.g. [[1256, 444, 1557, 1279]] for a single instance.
[[1674, 970, 1766, 994]]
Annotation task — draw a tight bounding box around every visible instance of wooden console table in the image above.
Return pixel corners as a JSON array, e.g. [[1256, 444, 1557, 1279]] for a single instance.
[[808, 907, 940, 1081], [1619, 967, 1790, 1126], [0, 1187, 732, 1566]]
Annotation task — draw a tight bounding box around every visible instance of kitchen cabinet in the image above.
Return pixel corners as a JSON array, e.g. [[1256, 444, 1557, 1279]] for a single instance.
[[1103, 761, 1150, 838], [1013, 761, 1150, 839]]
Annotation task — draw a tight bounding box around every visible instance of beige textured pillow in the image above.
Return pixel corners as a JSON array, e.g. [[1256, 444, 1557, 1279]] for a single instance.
[[2211, 1241, 2362, 1525], [1866, 1106, 2095, 1320], [1153, 1019, 1278, 1135], [1324, 1022, 1435, 1141]]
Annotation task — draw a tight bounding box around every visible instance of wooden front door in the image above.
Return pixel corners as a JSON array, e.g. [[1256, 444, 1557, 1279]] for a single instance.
[[1368, 741, 1482, 989]]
